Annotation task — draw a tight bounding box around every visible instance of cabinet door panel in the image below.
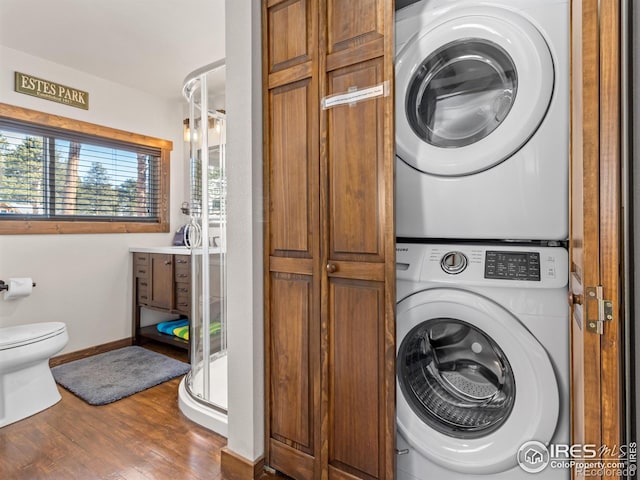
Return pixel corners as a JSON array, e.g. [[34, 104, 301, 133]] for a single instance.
[[149, 254, 173, 309], [327, 59, 385, 262], [328, 278, 383, 478], [269, 272, 316, 454], [268, 0, 312, 74], [327, 0, 382, 54], [269, 80, 316, 258]]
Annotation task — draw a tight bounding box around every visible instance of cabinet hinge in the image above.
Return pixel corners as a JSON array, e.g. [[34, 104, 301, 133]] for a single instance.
[[585, 286, 613, 335]]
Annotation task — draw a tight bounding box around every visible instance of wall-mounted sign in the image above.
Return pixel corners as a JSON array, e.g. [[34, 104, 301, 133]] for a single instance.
[[14, 72, 89, 110]]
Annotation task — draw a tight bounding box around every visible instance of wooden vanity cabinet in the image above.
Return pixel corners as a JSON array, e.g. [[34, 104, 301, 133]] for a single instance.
[[132, 252, 191, 351]]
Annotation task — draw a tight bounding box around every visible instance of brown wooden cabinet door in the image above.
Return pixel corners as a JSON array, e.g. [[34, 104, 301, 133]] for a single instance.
[[263, 0, 394, 479], [327, 279, 386, 480], [264, 0, 322, 478], [268, 272, 319, 479], [149, 253, 173, 310], [322, 1, 395, 479], [570, 1, 623, 479]]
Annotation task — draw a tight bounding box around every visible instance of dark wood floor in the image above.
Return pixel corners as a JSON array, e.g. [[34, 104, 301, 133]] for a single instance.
[[0, 345, 231, 480]]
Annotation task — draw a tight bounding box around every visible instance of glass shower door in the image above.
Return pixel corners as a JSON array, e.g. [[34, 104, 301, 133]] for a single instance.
[[183, 61, 227, 414]]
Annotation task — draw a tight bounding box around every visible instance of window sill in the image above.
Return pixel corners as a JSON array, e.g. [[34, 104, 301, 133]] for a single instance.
[[0, 219, 169, 235]]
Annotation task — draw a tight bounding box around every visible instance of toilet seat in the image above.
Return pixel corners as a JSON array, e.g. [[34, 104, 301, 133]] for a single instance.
[[0, 322, 67, 350]]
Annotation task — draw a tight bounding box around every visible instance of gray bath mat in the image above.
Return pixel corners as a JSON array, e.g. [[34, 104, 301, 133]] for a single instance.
[[52, 346, 190, 405]]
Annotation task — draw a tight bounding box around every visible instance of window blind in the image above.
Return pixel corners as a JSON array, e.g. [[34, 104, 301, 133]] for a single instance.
[[0, 120, 161, 221]]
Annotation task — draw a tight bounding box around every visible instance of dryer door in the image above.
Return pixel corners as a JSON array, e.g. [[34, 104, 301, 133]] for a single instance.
[[396, 8, 554, 176], [396, 288, 559, 474]]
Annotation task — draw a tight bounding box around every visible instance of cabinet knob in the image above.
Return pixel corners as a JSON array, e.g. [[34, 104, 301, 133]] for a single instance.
[[164, 260, 172, 265], [326, 263, 337, 274]]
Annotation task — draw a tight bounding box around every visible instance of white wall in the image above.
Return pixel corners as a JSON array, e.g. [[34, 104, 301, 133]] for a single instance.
[[0, 45, 186, 353], [225, 0, 264, 462]]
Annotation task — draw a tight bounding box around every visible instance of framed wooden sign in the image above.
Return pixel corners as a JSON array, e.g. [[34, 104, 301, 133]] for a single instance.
[[14, 72, 89, 110]]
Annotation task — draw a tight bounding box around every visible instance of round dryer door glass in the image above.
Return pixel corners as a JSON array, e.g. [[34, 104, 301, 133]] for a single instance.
[[406, 40, 517, 148], [395, 11, 555, 176], [397, 318, 516, 439]]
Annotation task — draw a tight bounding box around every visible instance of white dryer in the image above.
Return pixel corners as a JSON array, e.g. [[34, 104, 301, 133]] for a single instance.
[[395, 0, 569, 240], [395, 243, 569, 479]]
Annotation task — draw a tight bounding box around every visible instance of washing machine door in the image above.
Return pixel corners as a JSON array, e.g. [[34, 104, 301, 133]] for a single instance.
[[396, 288, 559, 474], [396, 8, 554, 176]]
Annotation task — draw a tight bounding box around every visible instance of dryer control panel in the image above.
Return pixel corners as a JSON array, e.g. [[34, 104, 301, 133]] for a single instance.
[[484, 251, 540, 281]]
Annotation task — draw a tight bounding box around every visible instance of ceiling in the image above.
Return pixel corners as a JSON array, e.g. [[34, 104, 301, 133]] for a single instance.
[[0, 0, 225, 103]]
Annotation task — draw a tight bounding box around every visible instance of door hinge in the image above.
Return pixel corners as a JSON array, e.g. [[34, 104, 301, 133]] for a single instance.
[[585, 286, 613, 335]]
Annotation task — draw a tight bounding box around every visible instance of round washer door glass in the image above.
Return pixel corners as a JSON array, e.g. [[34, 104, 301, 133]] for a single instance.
[[395, 288, 560, 474], [398, 318, 516, 439], [406, 40, 517, 149], [395, 10, 554, 176]]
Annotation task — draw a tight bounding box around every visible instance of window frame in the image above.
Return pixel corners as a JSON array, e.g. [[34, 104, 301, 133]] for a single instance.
[[0, 103, 172, 234]]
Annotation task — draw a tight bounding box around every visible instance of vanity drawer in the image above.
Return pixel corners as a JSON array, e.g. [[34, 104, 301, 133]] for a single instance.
[[175, 269, 190, 282], [137, 285, 149, 304], [175, 255, 190, 266], [135, 265, 149, 278], [133, 252, 149, 266], [174, 255, 191, 279], [133, 265, 149, 278], [175, 282, 190, 296], [134, 252, 150, 278], [175, 293, 190, 314]]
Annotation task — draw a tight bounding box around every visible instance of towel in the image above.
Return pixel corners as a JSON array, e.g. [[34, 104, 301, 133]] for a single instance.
[[173, 321, 221, 341], [156, 318, 189, 335], [172, 325, 189, 340]]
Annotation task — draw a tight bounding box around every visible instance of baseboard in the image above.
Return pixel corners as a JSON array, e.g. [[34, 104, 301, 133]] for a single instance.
[[221, 447, 265, 480], [49, 338, 132, 367]]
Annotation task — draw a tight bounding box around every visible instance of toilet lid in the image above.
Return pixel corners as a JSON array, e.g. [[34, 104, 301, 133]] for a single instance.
[[0, 322, 66, 350]]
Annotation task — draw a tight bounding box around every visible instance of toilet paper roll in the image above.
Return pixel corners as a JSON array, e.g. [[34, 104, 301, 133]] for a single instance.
[[4, 277, 33, 300]]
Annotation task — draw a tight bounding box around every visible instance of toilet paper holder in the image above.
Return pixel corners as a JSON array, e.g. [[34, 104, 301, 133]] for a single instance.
[[0, 280, 37, 291]]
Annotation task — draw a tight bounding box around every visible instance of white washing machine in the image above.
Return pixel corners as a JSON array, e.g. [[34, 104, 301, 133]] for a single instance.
[[395, 0, 569, 240], [395, 243, 569, 479]]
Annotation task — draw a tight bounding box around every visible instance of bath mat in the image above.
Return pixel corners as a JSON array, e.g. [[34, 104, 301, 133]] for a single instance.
[[51, 346, 190, 406]]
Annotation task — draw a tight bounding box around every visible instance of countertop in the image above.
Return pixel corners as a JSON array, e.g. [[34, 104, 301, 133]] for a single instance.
[[129, 246, 222, 255]]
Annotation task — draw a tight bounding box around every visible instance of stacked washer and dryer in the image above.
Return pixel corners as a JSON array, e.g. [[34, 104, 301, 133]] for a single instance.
[[394, 1, 570, 479]]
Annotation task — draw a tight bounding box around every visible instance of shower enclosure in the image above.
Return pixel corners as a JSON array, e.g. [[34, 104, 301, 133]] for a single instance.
[[178, 60, 228, 436]]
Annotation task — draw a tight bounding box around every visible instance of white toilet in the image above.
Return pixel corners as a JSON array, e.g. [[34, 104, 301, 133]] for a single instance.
[[0, 322, 68, 427]]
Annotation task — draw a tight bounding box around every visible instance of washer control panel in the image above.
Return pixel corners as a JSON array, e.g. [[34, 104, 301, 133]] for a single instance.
[[396, 243, 567, 289], [484, 251, 540, 281]]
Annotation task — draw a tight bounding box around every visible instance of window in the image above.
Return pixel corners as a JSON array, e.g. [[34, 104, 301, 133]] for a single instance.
[[0, 103, 172, 234]]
